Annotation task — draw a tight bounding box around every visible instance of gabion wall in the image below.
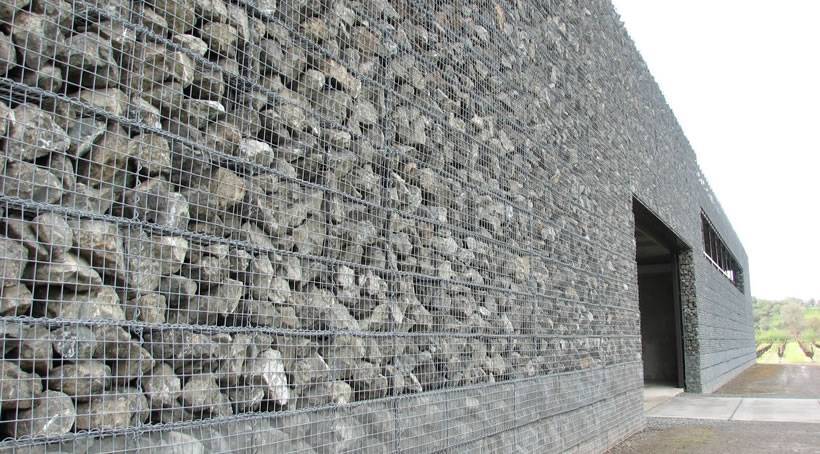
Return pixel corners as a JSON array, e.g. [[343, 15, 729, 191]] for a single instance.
[[0, 0, 752, 452]]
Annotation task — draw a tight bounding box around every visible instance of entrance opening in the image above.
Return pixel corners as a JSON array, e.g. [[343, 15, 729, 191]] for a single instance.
[[633, 199, 688, 390]]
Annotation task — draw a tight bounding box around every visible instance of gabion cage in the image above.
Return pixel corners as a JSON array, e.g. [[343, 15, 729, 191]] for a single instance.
[[0, 0, 645, 452]]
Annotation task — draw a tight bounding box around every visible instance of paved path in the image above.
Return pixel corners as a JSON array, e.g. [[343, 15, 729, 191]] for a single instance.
[[647, 395, 820, 423], [715, 363, 820, 398], [613, 365, 820, 453], [609, 419, 820, 453]]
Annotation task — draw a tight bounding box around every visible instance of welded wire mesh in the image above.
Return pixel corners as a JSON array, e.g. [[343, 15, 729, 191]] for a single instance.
[[0, 0, 645, 452]]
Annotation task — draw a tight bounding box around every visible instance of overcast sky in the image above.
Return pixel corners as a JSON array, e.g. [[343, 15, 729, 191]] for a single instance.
[[612, 1, 820, 301]]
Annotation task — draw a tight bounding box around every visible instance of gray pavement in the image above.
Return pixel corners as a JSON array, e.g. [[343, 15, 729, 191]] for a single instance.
[[609, 418, 820, 454], [647, 395, 820, 423], [611, 365, 820, 453]]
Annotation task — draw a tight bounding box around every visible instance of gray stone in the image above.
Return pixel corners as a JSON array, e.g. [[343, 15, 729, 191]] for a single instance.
[[2, 390, 75, 437], [64, 32, 120, 88], [67, 117, 108, 156], [143, 362, 181, 409], [180, 374, 233, 418], [78, 88, 128, 118], [129, 133, 172, 175], [7, 104, 70, 161], [139, 6, 168, 35], [0, 0, 27, 25], [0, 237, 28, 287], [0, 101, 13, 138], [0, 283, 33, 315], [243, 348, 289, 405], [75, 388, 149, 430], [2, 323, 52, 374], [296, 380, 352, 409], [151, 236, 189, 276], [33, 213, 73, 260], [123, 177, 190, 230], [74, 219, 124, 278], [201, 22, 237, 58], [321, 59, 362, 98], [171, 278, 243, 324], [11, 11, 65, 70], [0, 160, 63, 204], [227, 384, 265, 413], [0, 360, 42, 410], [195, 0, 228, 22], [125, 293, 168, 324], [257, 0, 277, 15], [36, 285, 125, 321], [159, 275, 198, 308], [143, 329, 220, 375], [75, 124, 131, 188], [25, 253, 104, 290], [47, 360, 110, 399], [51, 325, 97, 360], [353, 99, 379, 126], [292, 353, 331, 391], [236, 138, 274, 168], [21, 65, 62, 91], [61, 183, 114, 215], [152, 0, 196, 34], [127, 96, 163, 129], [173, 34, 208, 57]]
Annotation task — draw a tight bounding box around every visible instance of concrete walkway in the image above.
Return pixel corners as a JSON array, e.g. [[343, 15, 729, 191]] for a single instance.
[[647, 394, 820, 423], [715, 363, 820, 398]]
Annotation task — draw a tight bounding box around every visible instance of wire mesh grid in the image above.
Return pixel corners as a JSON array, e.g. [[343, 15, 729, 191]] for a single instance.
[[0, 0, 645, 452]]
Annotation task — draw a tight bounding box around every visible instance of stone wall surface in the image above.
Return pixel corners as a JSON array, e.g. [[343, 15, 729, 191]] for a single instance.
[[0, 0, 752, 452]]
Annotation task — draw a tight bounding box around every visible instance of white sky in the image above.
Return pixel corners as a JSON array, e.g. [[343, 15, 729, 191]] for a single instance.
[[612, 1, 820, 301]]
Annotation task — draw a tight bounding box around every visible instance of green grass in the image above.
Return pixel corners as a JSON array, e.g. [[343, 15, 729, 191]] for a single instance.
[[757, 341, 815, 364]]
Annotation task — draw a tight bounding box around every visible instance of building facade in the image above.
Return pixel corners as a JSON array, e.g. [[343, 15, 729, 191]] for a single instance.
[[0, 0, 752, 451]]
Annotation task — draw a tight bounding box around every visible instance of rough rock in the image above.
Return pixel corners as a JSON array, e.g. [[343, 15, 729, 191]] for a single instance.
[[51, 325, 97, 360], [2, 390, 75, 437], [143, 362, 181, 408], [152, 0, 196, 34], [129, 133, 172, 175], [0, 160, 64, 203], [33, 212, 73, 259], [11, 12, 65, 70], [21, 65, 63, 91], [0, 283, 33, 315], [243, 348, 289, 406], [180, 374, 233, 417], [0, 360, 42, 409], [64, 32, 120, 88], [75, 388, 149, 430], [7, 104, 70, 161], [47, 360, 110, 399], [25, 253, 104, 291], [126, 293, 168, 324], [0, 237, 28, 287], [123, 177, 190, 230]]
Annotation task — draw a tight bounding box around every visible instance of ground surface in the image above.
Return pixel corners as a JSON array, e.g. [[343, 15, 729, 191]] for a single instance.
[[715, 364, 820, 398], [608, 418, 820, 454], [611, 365, 820, 453]]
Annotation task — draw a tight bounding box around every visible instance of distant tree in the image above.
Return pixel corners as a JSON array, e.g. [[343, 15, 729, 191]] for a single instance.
[[807, 317, 820, 342], [781, 302, 806, 339]]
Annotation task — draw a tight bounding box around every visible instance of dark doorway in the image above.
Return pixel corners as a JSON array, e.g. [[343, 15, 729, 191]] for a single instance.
[[633, 199, 688, 388]]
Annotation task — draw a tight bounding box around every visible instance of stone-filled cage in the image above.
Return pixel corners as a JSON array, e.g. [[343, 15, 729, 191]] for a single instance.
[[0, 0, 753, 452]]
